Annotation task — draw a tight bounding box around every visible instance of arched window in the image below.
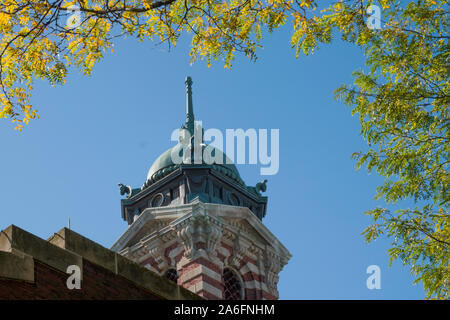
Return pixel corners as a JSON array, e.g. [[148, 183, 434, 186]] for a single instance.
[[165, 268, 178, 283], [222, 268, 243, 300]]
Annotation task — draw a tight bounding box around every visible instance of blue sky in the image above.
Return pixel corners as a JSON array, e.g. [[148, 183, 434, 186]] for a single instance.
[[0, 22, 425, 299]]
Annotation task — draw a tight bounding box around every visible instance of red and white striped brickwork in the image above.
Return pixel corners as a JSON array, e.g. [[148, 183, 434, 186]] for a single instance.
[[117, 202, 290, 300], [138, 241, 278, 300]]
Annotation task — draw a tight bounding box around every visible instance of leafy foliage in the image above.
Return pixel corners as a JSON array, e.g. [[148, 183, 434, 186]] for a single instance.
[[0, 0, 318, 129], [316, 0, 448, 299]]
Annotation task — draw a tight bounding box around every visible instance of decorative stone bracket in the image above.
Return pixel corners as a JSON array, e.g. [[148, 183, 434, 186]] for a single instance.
[[229, 234, 251, 268], [204, 216, 222, 258], [176, 221, 194, 259], [175, 212, 223, 260], [264, 248, 283, 294], [145, 239, 168, 272]]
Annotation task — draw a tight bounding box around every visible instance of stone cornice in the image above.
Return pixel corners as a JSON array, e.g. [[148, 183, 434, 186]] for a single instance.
[[112, 200, 292, 268]]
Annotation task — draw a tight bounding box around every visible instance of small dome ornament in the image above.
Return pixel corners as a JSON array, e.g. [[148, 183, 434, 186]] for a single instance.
[[256, 179, 268, 193], [118, 183, 131, 197], [247, 180, 268, 195]]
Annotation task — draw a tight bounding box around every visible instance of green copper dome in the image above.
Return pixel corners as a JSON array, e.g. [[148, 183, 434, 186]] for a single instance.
[[144, 144, 244, 188], [119, 77, 269, 224], [142, 76, 244, 189]]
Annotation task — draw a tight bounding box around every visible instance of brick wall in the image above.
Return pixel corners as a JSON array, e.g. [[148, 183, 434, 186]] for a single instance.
[[0, 225, 201, 300], [0, 259, 162, 300]]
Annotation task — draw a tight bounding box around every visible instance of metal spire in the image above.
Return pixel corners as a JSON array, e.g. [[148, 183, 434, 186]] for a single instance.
[[185, 76, 194, 135]]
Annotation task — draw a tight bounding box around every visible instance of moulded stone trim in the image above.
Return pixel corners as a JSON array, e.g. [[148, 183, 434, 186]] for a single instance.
[[0, 251, 34, 282], [0, 225, 83, 278]]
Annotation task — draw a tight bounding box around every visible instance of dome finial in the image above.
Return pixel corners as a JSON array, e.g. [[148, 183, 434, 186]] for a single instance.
[[185, 76, 194, 134]]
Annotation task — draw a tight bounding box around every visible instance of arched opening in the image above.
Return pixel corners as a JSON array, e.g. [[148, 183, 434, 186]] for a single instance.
[[165, 268, 178, 283], [222, 268, 243, 300], [151, 193, 164, 207]]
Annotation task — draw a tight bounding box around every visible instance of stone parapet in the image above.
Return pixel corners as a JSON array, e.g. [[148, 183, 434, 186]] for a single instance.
[[0, 225, 201, 300]]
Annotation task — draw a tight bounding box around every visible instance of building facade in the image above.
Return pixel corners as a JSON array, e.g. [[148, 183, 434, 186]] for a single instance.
[[112, 77, 291, 300]]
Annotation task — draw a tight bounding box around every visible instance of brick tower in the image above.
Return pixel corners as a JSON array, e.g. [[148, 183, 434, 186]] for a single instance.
[[111, 77, 291, 300]]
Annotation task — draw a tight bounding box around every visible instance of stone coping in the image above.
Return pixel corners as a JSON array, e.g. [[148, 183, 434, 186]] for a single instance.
[[0, 224, 201, 300]]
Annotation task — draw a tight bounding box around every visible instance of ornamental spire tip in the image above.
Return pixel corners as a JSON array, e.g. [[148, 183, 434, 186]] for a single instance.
[[185, 76, 194, 134]]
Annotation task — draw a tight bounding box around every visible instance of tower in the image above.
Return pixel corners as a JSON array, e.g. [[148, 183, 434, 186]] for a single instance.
[[112, 77, 291, 300]]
